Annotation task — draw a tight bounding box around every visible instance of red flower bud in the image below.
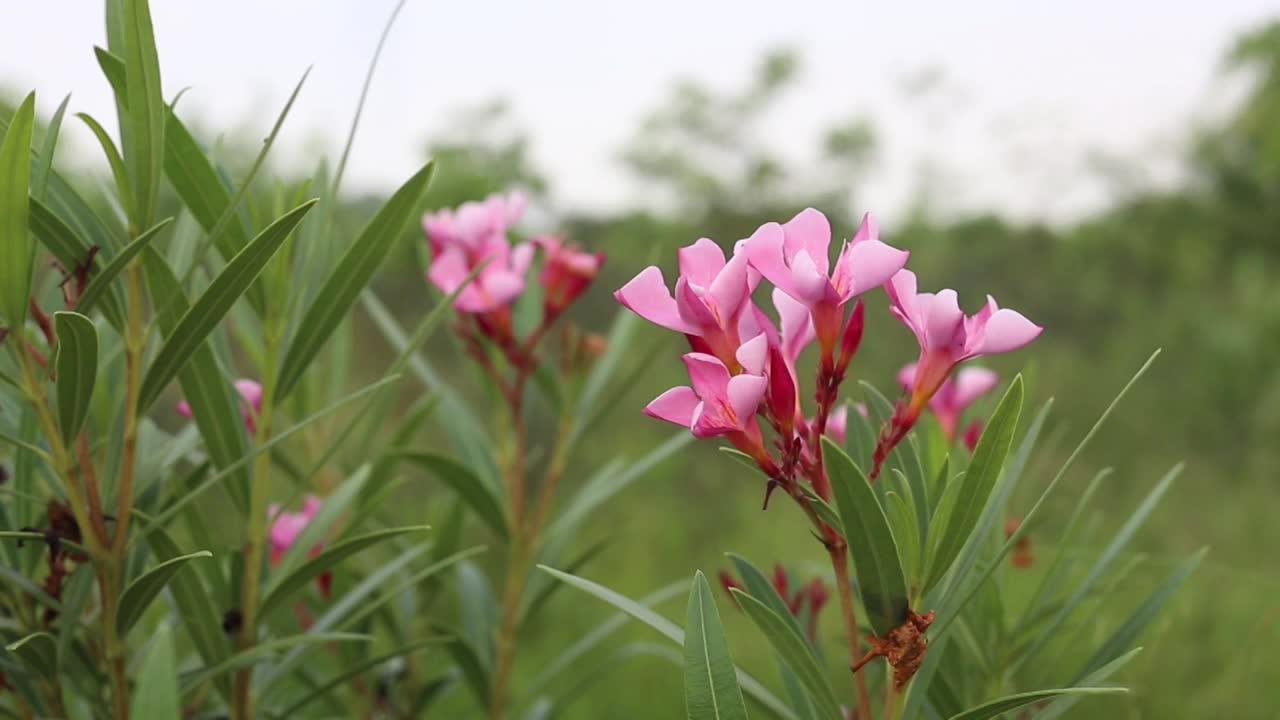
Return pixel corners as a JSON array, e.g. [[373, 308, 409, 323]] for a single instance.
[[836, 298, 865, 371], [767, 345, 797, 436]]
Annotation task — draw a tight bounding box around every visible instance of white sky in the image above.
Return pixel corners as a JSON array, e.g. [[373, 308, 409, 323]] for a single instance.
[[2, 1, 1275, 223]]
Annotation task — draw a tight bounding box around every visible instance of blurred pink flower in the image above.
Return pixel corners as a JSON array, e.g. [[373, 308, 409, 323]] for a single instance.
[[424, 192, 534, 314], [898, 364, 999, 440], [615, 238, 755, 367], [268, 495, 331, 597], [535, 235, 604, 315], [886, 269, 1040, 407], [177, 379, 263, 433]]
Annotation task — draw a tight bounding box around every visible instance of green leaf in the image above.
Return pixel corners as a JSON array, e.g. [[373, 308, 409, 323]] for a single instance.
[[797, 487, 842, 533], [725, 554, 807, 644], [946, 687, 1127, 720], [685, 571, 750, 720], [132, 625, 180, 719], [56, 565, 95, 674], [0, 92, 35, 327], [137, 246, 251, 510], [5, 632, 56, 682], [390, 451, 508, 539], [924, 377, 1023, 591], [270, 638, 444, 719], [1017, 465, 1179, 669], [52, 312, 99, 443], [121, 0, 164, 227], [537, 566, 796, 720], [1039, 648, 1142, 720], [145, 527, 231, 700], [75, 113, 134, 218], [28, 197, 127, 328], [178, 634, 368, 696], [823, 438, 910, 635], [136, 199, 316, 413], [728, 589, 840, 720], [1078, 549, 1204, 681], [116, 550, 213, 634], [275, 161, 435, 400], [259, 526, 429, 618], [76, 217, 172, 315], [32, 94, 70, 201]]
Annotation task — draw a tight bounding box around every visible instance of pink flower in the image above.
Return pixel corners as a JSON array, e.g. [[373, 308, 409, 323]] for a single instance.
[[177, 379, 263, 433], [424, 192, 535, 314], [645, 350, 768, 440], [535, 235, 604, 315], [745, 209, 907, 355], [886, 269, 1041, 406], [615, 238, 755, 366], [898, 364, 999, 440], [268, 495, 331, 597]]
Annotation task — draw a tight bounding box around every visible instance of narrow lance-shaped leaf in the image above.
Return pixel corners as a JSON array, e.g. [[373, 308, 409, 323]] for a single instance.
[[275, 161, 435, 400], [53, 312, 99, 443], [924, 376, 1024, 591], [1077, 548, 1205, 681], [0, 92, 35, 326], [946, 686, 1127, 720], [116, 550, 213, 634], [685, 571, 750, 720], [32, 94, 70, 201], [537, 565, 797, 720], [4, 632, 57, 682], [390, 451, 508, 539], [132, 625, 180, 719], [824, 438, 910, 636], [138, 246, 252, 510], [121, 0, 164, 228], [75, 113, 134, 218], [728, 589, 840, 720], [27, 197, 127, 328], [76, 216, 173, 315], [258, 526, 430, 618], [136, 199, 316, 414]]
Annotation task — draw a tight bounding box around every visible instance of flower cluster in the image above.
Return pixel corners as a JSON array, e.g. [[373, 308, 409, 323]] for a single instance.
[[423, 192, 605, 383], [618, 208, 1040, 492]]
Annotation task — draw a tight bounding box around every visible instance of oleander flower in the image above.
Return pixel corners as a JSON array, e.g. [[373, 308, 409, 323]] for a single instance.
[[898, 364, 999, 441], [268, 495, 331, 597], [424, 192, 534, 314], [536, 235, 604, 315], [177, 379, 263, 433]]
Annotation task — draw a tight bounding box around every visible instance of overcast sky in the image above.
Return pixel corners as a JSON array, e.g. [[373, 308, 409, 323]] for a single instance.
[[2, 1, 1275, 223]]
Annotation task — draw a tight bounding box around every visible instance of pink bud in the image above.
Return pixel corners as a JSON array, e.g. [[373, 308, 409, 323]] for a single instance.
[[767, 345, 797, 435]]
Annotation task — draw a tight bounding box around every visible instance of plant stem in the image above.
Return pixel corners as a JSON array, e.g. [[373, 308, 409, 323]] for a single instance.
[[110, 262, 146, 554], [489, 394, 529, 720], [831, 543, 873, 720], [234, 316, 283, 720]]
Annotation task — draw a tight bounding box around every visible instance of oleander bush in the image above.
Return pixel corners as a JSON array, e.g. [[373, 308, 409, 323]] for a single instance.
[[0, 2, 1203, 719]]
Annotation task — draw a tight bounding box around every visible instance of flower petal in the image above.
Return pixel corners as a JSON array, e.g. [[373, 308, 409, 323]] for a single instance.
[[782, 208, 832, 274], [773, 289, 815, 360], [614, 266, 698, 334], [950, 367, 1000, 411], [678, 238, 727, 288], [788, 249, 830, 305], [675, 277, 717, 329], [970, 308, 1042, 356], [920, 290, 965, 351], [736, 333, 768, 375], [726, 373, 768, 427], [707, 246, 750, 322], [831, 237, 910, 301], [643, 386, 701, 429], [682, 353, 732, 402], [885, 269, 926, 346], [744, 222, 794, 296]]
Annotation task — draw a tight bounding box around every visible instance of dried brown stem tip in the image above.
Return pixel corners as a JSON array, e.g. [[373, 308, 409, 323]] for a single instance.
[[850, 608, 936, 691]]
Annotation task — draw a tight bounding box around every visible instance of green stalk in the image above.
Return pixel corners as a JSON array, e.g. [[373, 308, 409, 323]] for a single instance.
[[233, 302, 284, 720]]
